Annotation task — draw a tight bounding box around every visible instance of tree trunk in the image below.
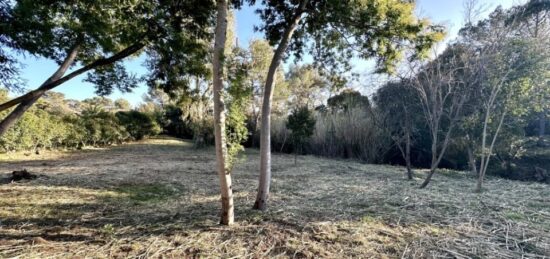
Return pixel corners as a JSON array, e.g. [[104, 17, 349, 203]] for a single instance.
[[420, 132, 439, 189], [475, 173, 483, 193], [477, 108, 506, 192], [294, 147, 297, 165], [405, 129, 413, 180], [419, 166, 436, 188], [212, 0, 234, 225], [0, 43, 144, 114], [254, 1, 307, 211], [0, 44, 80, 136], [467, 146, 477, 176], [538, 111, 546, 146]]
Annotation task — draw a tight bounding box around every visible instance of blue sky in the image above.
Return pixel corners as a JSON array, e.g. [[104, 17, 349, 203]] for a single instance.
[[10, 0, 516, 106]]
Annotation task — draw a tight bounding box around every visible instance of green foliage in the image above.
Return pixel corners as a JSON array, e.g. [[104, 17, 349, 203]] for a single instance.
[[116, 110, 161, 140], [225, 47, 253, 168], [1, 0, 214, 98], [85, 63, 139, 96], [286, 64, 328, 109], [0, 88, 8, 102], [0, 95, 162, 152], [286, 106, 316, 154], [114, 98, 131, 111], [255, 0, 445, 77], [80, 109, 129, 146], [368, 2, 550, 179], [327, 89, 371, 112], [1, 106, 68, 151]]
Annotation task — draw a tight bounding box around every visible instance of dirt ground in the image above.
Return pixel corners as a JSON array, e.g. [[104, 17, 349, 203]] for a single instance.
[[0, 137, 549, 258]]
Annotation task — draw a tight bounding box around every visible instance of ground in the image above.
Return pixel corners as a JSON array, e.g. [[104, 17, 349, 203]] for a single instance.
[[0, 137, 548, 258]]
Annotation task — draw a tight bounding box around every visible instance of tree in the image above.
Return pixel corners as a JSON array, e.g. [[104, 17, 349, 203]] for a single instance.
[[0, 0, 213, 136], [0, 1, 23, 93], [252, 0, 444, 210], [406, 46, 473, 188], [212, 0, 234, 225], [459, 4, 547, 192], [114, 99, 131, 111], [246, 39, 287, 144], [327, 89, 370, 112], [286, 106, 316, 164], [286, 65, 327, 110], [81, 97, 115, 112], [374, 81, 421, 179], [116, 110, 161, 140], [508, 0, 550, 145]]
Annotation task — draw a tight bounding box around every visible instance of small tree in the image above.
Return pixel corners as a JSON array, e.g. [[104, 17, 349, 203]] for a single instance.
[[459, 4, 547, 192], [251, 0, 445, 210], [374, 81, 422, 180], [286, 106, 316, 165], [405, 46, 473, 189]]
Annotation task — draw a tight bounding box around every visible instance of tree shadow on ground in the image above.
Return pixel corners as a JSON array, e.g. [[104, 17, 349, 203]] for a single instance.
[[1, 140, 548, 258]]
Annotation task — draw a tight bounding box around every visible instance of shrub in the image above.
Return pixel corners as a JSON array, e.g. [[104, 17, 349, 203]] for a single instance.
[[286, 106, 316, 156], [116, 111, 162, 140]]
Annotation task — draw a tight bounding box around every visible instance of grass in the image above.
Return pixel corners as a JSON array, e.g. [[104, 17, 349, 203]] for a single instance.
[[115, 184, 180, 203], [0, 137, 549, 258]]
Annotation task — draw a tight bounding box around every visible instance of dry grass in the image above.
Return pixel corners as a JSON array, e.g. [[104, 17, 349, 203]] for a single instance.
[[0, 137, 548, 258]]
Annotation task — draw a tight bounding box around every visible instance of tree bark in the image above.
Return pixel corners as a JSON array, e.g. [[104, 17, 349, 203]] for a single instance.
[[419, 124, 440, 189], [419, 167, 436, 188], [0, 44, 80, 135], [419, 111, 458, 188], [0, 43, 144, 113], [476, 109, 506, 193], [212, 0, 234, 225], [405, 129, 413, 180], [253, 0, 308, 211], [538, 111, 546, 145], [467, 146, 477, 176], [475, 173, 484, 193]]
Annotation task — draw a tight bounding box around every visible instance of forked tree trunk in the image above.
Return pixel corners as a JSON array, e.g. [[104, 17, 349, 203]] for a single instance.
[[0, 44, 80, 136], [419, 107, 460, 189], [476, 109, 506, 193], [212, 0, 234, 225], [254, 0, 307, 211]]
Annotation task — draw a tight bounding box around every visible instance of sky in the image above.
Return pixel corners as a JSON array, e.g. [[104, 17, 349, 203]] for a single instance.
[[9, 0, 517, 107]]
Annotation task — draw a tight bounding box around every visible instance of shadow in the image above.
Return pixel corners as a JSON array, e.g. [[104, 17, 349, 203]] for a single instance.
[[1, 140, 548, 257]]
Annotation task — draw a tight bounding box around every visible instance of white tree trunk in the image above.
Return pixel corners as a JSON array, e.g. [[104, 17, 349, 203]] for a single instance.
[[212, 0, 234, 225], [476, 108, 506, 192], [254, 1, 308, 210]]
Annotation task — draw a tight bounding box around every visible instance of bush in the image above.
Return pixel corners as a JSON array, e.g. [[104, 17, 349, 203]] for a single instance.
[[116, 111, 162, 140], [0, 107, 70, 152], [0, 97, 164, 153], [80, 110, 129, 146], [286, 106, 316, 155]]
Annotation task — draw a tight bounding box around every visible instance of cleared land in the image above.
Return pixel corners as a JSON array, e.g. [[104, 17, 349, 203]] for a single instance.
[[0, 137, 549, 258]]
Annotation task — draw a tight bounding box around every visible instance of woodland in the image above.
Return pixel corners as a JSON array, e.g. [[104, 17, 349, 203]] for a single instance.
[[0, 0, 549, 258]]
